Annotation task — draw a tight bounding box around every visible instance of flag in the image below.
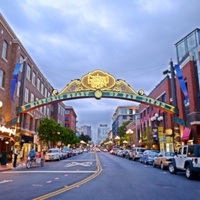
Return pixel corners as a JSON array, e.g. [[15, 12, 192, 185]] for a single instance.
[[175, 64, 189, 104], [10, 63, 22, 101]]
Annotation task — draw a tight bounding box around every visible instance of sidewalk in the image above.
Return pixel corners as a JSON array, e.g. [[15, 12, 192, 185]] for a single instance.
[[0, 161, 26, 172]]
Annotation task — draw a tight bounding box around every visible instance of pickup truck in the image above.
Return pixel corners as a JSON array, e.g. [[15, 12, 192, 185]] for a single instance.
[[168, 144, 200, 179]]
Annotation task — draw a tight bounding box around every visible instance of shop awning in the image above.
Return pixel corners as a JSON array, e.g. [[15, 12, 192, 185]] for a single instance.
[[181, 127, 191, 141]]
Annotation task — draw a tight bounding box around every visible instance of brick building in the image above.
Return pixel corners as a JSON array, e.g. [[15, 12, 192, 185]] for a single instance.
[[0, 13, 66, 162], [64, 106, 77, 132], [139, 28, 200, 151]]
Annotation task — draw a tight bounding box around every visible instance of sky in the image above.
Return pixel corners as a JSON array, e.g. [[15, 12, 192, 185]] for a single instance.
[[1, 0, 200, 133]]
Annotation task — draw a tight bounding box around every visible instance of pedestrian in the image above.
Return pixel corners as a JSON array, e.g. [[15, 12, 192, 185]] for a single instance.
[[13, 146, 18, 168], [28, 145, 36, 161]]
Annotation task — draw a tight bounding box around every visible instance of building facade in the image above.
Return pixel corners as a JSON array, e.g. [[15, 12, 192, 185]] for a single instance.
[[64, 106, 77, 132], [0, 13, 67, 163], [139, 28, 200, 151], [97, 124, 110, 145], [112, 105, 139, 137]]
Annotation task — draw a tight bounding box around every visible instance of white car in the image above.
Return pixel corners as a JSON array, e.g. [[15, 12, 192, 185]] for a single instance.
[[45, 148, 62, 161]]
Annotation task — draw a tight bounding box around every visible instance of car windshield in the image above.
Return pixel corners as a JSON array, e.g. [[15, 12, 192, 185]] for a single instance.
[[48, 149, 58, 153], [138, 148, 146, 153]]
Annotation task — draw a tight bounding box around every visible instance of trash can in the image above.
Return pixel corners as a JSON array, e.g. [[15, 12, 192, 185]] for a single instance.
[[1, 152, 7, 165]]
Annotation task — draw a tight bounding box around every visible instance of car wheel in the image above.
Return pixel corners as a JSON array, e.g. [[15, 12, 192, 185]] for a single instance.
[[168, 163, 177, 174], [153, 161, 156, 168], [186, 165, 196, 180]]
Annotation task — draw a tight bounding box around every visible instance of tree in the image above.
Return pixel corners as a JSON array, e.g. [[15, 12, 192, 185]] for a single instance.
[[117, 121, 131, 138], [38, 117, 79, 148], [79, 133, 91, 144], [38, 118, 59, 148]]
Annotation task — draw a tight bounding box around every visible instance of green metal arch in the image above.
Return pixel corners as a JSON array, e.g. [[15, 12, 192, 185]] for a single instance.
[[17, 91, 178, 115]]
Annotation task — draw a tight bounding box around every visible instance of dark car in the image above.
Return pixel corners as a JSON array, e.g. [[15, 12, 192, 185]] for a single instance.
[[140, 150, 158, 164]]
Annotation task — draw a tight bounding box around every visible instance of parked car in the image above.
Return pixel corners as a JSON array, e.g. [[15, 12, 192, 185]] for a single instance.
[[128, 147, 146, 161], [153, 152, 175, 170], [45, 148, 62, 161], [140, 150, 158, 164], [168, 145, 200, 180], [62, 147, 73, 157]]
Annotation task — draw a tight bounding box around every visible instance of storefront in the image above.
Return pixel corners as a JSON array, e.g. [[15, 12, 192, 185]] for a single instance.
[[0, 126, 16, 165]]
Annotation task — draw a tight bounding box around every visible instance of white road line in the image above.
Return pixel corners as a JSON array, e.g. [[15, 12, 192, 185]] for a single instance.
[[0, 180, 13, 184], [2, 170, 96, 174]]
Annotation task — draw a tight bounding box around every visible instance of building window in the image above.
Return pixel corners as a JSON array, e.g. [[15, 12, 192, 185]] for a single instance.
[[17, 81, 21, 97], [161, 93, 166, 102], [19, 55, 24, 72], [129, 109, 133, 114], [25, 88, 29, 102], [65, 117, 70, 121], [46, 108, 49, 116], [2, 40, 8, 60], [0, 69, 5, 88], [41, 83, 44, 95], [65, 110, 70, 114], [32, 71, 36, 86], [121, 109, 126, 114], [44, 106, 46, 115], [30, 93, 34, 102], [44, 88, 47, 97], [122, 115, 127, 120], [177, 40, 186, 62], [27, 64, 31, 80], [37, 78, 40, 91]]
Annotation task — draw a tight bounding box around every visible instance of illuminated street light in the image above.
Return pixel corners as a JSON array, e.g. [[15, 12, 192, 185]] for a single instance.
[[126, 129, 134, 147], [115, 136, 120, 148], [151, 113, 163, 151]]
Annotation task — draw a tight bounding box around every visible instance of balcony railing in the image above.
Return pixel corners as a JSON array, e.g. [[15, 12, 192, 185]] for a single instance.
[[188, 112, 200, 125]]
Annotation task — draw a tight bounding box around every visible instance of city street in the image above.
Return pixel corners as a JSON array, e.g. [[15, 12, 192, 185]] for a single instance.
[[1, 151, 200, 200]]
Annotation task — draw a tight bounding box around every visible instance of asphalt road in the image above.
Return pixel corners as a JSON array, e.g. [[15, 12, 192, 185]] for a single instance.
[[1, 151, 200, 200]]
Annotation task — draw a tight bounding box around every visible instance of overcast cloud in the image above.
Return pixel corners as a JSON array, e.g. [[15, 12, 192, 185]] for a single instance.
[[1, 0, 200, 132]]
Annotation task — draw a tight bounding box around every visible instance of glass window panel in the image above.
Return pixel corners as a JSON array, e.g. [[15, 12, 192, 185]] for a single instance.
[[0, 70, 5, 88], [2, 40, 8, 60], [32, 71, 36, 86], [27, 65, 31, 80], [177, 40, 186, 61], [187, 32, 197, 51]]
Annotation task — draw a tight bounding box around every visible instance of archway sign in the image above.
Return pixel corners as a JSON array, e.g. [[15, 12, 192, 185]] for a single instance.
[[17, 69, 178, 115]]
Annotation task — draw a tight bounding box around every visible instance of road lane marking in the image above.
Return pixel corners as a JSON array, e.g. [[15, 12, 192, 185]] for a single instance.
[[65, 161, 92, 167], [2, 170, 96, 174], [33, 153, 102, 200], [0, 180, 13, 184]]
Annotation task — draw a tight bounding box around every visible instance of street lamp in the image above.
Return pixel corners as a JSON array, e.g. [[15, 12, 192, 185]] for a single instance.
[[115, 136, 120, 148], [126, 129, 134, 147], [151, 113, 163, 151]]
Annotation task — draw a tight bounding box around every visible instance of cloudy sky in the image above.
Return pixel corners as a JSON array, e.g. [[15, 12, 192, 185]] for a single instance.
[[1, 0, 200, 133]]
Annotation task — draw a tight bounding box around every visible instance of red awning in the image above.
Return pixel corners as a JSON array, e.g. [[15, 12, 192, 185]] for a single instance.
[[181, 127, 191, 141]]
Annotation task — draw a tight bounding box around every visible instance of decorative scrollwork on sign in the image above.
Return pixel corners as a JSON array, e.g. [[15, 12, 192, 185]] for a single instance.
[[59, 69, 138, 95]]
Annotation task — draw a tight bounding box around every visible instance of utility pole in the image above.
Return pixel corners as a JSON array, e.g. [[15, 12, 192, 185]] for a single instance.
[[169, 59, 181, 151]]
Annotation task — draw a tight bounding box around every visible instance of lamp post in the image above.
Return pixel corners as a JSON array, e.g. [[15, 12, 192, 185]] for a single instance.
[[163, 59, 181, 151], [126, 129, 133, 147], [151, 113, 163, 151]]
